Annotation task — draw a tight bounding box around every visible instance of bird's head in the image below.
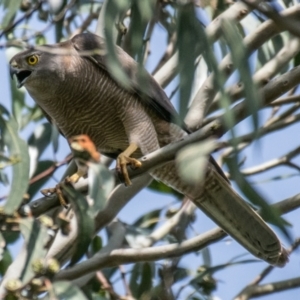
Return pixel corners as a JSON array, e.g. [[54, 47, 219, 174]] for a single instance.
[[9, 44, 70, 90]]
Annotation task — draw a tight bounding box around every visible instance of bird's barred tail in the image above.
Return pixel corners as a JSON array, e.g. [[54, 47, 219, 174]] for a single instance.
[[150, 161, 289, 267]]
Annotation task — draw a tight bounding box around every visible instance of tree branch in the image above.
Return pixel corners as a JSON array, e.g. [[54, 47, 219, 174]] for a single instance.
[[53, 192, 300, 282], [186, 3, 300, 129]]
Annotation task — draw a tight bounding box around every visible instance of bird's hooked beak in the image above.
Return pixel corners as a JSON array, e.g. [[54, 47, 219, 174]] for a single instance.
[[9, 61, 32, 88]]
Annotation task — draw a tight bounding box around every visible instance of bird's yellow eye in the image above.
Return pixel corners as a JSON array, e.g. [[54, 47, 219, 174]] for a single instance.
[[26, 55, 38, 65]]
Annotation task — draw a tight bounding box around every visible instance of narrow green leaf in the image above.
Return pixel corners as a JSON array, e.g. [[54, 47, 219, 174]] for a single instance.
[[177, 139, 216, 185], [190, 259, 259, 291], [27, 160, 54, 199], [294, 51, 300, 67], [126, 0, 154, 62], [0, 248, 12, 276], [193, 259, 260, 282], [0, 227, 13, 276], [28, 123, 53, 159], [138, 262, 153, 298], [133, 208, 161, 230], [51, 124, 60, 153], [2, 231, 20, 244], [221, 20, 260, 133], [173, 267, 189, 283], [129, 263, 142, 298], [62, 185, 94, 266], [201, 247, 212, 267], [6, 47, 26, 127], [10, 78, 26, 127], [104, 0, 131, 88], [1, 0, 22, 28], [177, 3, 203, 119], [35, 34, 47, 45], [90, 235, 102, 256], [0, 109, 29, 215], [50, 281, 88, 300], [88, 163, 114, 218], [19, 218, 50, 284]]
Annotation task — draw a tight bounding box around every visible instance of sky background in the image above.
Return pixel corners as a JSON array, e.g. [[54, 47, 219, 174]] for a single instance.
[[1, 3, 300, 299]]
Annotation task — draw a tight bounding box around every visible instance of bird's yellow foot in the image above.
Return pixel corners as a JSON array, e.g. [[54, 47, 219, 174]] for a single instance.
[[41, 169, 87, 207], [41, 184, 68, 207], [41, 134, 100, 207], [116, 143, 142, 186]]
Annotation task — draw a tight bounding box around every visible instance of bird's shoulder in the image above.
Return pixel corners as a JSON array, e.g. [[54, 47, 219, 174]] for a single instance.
[[71, 33, 185, 129]]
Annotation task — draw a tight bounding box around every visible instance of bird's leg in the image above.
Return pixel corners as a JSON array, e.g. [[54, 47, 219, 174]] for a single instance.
[[117, 143, 142, 186], [41, 163, 88, 207], [41, 184, 68, 207], [41, 135, 100, 207], [65, 167, 87, 184]]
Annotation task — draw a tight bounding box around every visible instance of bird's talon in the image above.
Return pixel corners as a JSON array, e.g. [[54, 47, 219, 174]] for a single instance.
[[131, 160, 142, 169], [41, 188, 56, 196], [41, 184, 68, 207], [117, 155, 142, 186]]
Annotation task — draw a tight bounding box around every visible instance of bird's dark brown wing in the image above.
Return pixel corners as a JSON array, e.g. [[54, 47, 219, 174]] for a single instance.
[[71, 33, 185, 128], [71, 33, 229, 182]]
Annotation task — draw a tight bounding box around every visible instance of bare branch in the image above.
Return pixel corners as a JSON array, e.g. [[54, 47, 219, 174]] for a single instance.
[[235, 276, 300, 300], [241, 146, 300, 176], [154, 0, 258, 88], [187, 4, 300, 130], [269, 95, 300, 106], [0, 0, 44, 39], [53, 193, 300, 282], [242, 0, 300, 38], [54, 227, 226, 281], [235, 239, 300, 300]]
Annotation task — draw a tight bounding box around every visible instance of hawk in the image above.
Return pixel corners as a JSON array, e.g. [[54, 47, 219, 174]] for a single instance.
[[9, 33, 288, 266]]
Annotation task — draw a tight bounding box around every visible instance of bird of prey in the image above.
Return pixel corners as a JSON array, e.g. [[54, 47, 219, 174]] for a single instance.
[[9, 33, 288, 266]]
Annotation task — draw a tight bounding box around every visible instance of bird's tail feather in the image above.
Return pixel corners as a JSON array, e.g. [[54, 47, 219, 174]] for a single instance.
[[150, 161, 289, 267]]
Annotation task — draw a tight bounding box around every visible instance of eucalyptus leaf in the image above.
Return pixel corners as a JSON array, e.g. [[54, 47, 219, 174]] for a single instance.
[[138, 262, 153, 298], [133, 208, 161, 230], [28, 123, 53, 176], [173, 267, 189, 283], [125, 0, 154, 62], [28, 123, 53, 156], [104, 0, 131, 88], [48, 281, 88, 300], [177, 139, 216, 185], [129, 262, 154, 299], [129, 263, 142, 298], [88, 162, 114, 218], [221, 20, 260, 134], [62, 185, 94, 266], [27, 160, 54, 199], [6, 47, 26, 127], [190, 259, 259, 290], [19, 218, 50, 284], [0, 232, 5, 260], [90, 235, 102, 256], [1, 0, 22, 28], [0, 248, 12, 276], [0, 111, 29, 215], [201, 247, 212, 267], [177, 3, 203, 119]]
